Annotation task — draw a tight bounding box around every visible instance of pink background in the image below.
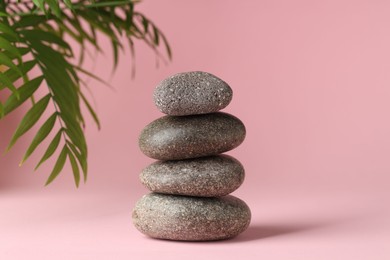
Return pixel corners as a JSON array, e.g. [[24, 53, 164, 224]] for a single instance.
[[1, 0, 390, 259]]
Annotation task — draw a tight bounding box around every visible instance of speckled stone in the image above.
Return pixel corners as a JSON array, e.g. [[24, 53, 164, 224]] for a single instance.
[[153, 71, 233, 116], [140, 155, 245, 197], [132, 193, 251, 241], [138, 112, 246, 160]]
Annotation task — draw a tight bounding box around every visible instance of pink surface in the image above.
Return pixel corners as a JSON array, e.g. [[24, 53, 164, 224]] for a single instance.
[[1, 0, 390, 259]]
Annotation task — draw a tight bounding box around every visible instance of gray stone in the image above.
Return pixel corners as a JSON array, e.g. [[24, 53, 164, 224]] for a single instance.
[[132, 193, 251, 241], [138, 112, 246, 160], [153, 71, 233, 116], [140, 155, 245, 197]]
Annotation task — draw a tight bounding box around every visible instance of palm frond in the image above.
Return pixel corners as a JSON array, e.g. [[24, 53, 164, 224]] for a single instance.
[[0, 0, 171, 186]]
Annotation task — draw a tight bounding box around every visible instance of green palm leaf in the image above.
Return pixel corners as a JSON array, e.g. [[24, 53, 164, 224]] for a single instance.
[[80, 90, 100, 129], [2, 60, 37, 85], [0, 72, 19, 98], [7, 94, 51, 151], [45, 145, 68, 186], [19, 30, 73, 55], [66, 140, 87, 181], [45, 0, 61, 17], [0, 36, 21, 61], [0, 0, 171, 187], [20, 112, 57, 165], [31, 0, 45, 12], [12, 15, 48, 29], [3, 76, 44, 115], [35, 130, 62, 170], [68, 150, 80, 187], [0, 53, 22, 76], [0, 23, 19, 40]]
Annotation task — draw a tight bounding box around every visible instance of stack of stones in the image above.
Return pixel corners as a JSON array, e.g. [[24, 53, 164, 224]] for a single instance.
[[132, 71, 251, 241]]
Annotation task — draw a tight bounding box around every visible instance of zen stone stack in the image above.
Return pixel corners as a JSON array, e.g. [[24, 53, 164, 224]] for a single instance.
[[132, 71, 251, 241]]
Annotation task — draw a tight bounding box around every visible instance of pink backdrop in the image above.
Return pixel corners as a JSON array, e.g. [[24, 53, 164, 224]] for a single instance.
[[1, 0, 390, 259]]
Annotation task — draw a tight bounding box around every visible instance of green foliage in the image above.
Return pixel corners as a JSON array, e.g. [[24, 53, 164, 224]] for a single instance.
[[0, 0, 171, 186]]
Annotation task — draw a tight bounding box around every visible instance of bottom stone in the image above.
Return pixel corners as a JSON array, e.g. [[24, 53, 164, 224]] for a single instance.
[[132, 193, 251, 241]]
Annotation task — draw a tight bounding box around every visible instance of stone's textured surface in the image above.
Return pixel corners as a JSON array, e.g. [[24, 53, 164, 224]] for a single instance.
[[138, 112, 246, 160], [153, 71, 233, 116], [132, 193, 251, 241], [134, 72, 251, 242], [140, 155, 245, 197]]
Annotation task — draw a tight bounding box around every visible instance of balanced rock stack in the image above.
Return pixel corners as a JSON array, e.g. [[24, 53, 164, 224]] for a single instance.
[[132, 72, 251, 241]]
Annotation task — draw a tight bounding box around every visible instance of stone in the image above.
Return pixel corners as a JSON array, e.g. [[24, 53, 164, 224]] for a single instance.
[[140, 155, 245, 197], [138, 112, 246, 160], [153, 71, 233, 116], [132, 193, 251, 241]]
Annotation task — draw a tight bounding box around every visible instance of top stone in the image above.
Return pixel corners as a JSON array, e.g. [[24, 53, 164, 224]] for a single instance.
[[153, 71, 233, 116]]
